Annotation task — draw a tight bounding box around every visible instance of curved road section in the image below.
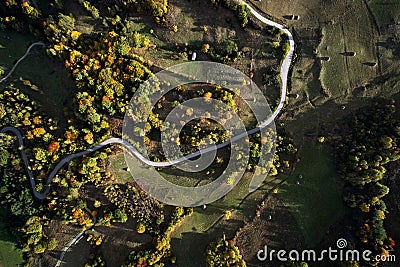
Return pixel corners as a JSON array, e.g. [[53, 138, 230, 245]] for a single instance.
[[0, 3, 295, 200], [0, 42, 45, 84], [241, 0, 295, 131], [54, 208, 96, 267]]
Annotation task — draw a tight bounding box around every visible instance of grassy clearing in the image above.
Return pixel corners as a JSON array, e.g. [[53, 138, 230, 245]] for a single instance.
[[288, 26, 325, 108], [130, 0, 283, 103], [368, 0, 400, 28], [108, 152, 134, 184], [316, 1, 378, 100], [0, 240, 23, 267], [59, 238, 91, 267], [276, 142, 345, 247], [170, 172, 276, 266], [336, 3, 377, 90], [108, 150, 213, 187], [368, 1, 400, 77], [0, 31, 36, 68], [293, 56, 321, 102], [0, 30, 77, 121], [108, 150, 282, 266], [0, 210, 24, 267], [318, 23, 349, 98]]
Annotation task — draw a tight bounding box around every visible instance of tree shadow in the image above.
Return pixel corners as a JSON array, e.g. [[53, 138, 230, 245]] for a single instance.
[[339, 51, 356, 56]]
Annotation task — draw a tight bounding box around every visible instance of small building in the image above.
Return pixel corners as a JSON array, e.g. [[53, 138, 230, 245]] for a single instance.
[[191, 52, 197, 61], [294, 15, 300, 20]]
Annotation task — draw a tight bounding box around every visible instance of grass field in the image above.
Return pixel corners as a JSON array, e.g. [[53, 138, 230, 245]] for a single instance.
[[252, 0, 380, 109], [276, 142, 345, 247], [167, 142, 345, 264], [288, 26, 325, 108], [0, 210, 24, 267], [170, 171, 282, 266], [0, 30, 77, 122], [0, 240, 23, 267], [108, 150, 215, 187], [318, 1, 378, 99], [367, 0, 400, 77], [108, 152, 134, 184], [318, 23, 350, 98], [126, 0, 284, 104], [107, 148, 283, 266]]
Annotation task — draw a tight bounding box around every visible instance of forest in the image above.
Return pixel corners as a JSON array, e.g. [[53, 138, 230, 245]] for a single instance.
[[1, 0, 396, 266], [335, 100, 398, 265], [0, 0, 295, 266]]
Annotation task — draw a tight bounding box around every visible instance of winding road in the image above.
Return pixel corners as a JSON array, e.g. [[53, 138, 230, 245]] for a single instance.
[[54, 207, 96, 267], [0, 42, 45, 84], [0, 2, 295, 200]]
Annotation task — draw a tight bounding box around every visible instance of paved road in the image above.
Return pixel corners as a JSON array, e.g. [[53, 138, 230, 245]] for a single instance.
[[0, 3, 295, 200], [54, 207, 96, 267], [241, 1, 295, 132]]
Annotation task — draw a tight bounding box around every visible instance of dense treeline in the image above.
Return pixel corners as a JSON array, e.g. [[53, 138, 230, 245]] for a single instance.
[[0, 0, 41, 32], [43, 12, 152, 135], [0, 89, 93, 264], [0, 87, 185, 266], [68, 0, 169, 23], [118, 0, 169, 23], [336, 100, 397, 265], [0, 7, 158, 256]]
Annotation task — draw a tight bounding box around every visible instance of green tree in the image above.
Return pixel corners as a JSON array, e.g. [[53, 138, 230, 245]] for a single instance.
[[206, 237, 246, 267], [136, 222, 146, 234], [0, 148, 10, 166]]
